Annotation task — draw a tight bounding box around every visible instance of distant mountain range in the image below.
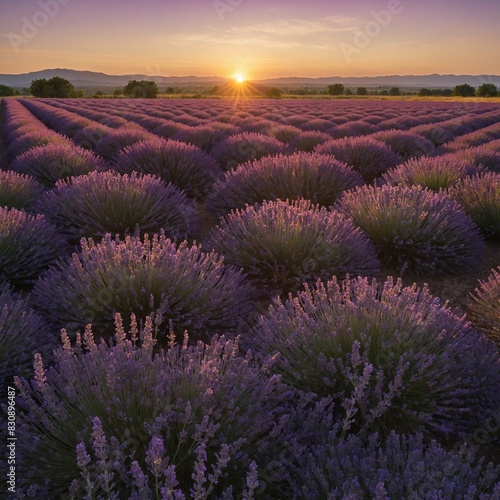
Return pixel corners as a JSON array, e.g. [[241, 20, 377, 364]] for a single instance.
[[1, 68, 499, 89]]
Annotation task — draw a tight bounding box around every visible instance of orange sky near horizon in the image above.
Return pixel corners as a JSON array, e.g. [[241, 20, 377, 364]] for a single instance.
[[0, 0, 499, 79]]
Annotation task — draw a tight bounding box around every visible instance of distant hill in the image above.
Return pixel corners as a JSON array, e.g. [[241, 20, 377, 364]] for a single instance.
[[0, 69, 230, 88], [259, 74, 500, 89], [1, 68, 499, 89]]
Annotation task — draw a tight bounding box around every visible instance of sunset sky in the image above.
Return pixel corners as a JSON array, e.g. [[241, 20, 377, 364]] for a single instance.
[[0, 0, 499, 79]]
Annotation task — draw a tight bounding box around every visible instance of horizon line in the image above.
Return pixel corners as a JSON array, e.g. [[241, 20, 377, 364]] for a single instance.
[[2, 68, 500, 80]]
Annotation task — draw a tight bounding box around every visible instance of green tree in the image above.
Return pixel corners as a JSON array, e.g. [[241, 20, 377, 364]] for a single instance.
[[265, 87, 282, 98], [327, 83, 345, 96], [453, 84, 476, 97], [418, 88, 433, 97], [0, 84, 18, 96], [30, 78, 49, 97], [476, 83, 498, 97], [356, 87, 368, 96], [123, 80, 159, 98], [30, 77, 77, 98], [389, 87, 401, 96]]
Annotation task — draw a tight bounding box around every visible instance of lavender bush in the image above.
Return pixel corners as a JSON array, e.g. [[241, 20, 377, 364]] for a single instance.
[[371, 129, 436, 160], [290, 430, 500, 498], [382, 155, 481, 191], [0, 283, 53, 386], [450, 146, 500, 173], [207, 152, 364, 217], [5, 123, 40, 144], [171, 122, 237, 152], [72, 123, 111, 149], [315, 137, 402, 182], [329, 121, 378, 139], [288, 131, 331, 152], [237, 119, 274, 135], [468, 267, 500, 344], [410, 124, 453, 146], [449, 172, 500, 238], [14, 316, 290, 498], [17, 99, 94, 138], [6, 130, 70, 161], [10, 143, 105, 188], [298, 118, 333, 132], [94, 127, 153, 161], [338, 184, 485, 275], [36, 171, 199, 242], [205, 200, 379, 296], [255, 276, 500, 438], [31, 233, 255, 339], [442, 123, 500, 152], [0, 207, 67, 286], [112, 139, 223, 199], [210, 132, 286, 171], [153, 120, 189, 139], [268, 124, 302, 143], [0, 170, 44, 210]]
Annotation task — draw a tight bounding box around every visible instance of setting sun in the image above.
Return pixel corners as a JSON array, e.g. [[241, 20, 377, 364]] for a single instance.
[[234, 73, 246, 83]]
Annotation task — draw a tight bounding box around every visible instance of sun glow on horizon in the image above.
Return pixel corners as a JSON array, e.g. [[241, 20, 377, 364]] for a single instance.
[[234, 72, 246, 83]]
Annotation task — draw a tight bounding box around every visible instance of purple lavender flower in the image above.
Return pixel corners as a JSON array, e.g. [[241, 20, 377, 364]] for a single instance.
[[72, 123, 112, 149], [328, 120, 379, 139], [448, 172, 500, 238], [288, 130, 332, 152], [289, 430, 500, 498], [267, 124, 302, 144], [410, 123, 454, 146], [338, 184, 485, 275], [315, 136, 402, 182], [447, 145, 500, 173], [94, 127, 155, 160], [468, 267, 500, 344], [210, 132, 286, 171], [371, 129, 436, 160], [0, 282, 53, 385], [442, 122, 500, 152], [381, 155, 482, 191], [7, 130, 70, 161], [0, 206, 67, 285], [207, 152, 364, 217], [205, 199, 379, 297], [153, 120, 190, 139], [112, 138, 223, 199], [171, 122, 238, 152], [36, 170, 199, 241], [255, 275, 500, 438], [14, 318, 291, 497], [0, 170, 44, 210], [31, 233, 255, 339], [10, 143, 105, 188]]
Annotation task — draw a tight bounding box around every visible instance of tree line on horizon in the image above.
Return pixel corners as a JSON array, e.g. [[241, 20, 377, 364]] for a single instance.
[[0, 77, 498, 99]]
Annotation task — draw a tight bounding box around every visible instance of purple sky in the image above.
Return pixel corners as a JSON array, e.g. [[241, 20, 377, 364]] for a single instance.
[[0, 0, 499, 78]]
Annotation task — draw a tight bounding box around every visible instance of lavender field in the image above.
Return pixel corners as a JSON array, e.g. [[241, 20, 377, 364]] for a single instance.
[[1, 97, 500, 498]]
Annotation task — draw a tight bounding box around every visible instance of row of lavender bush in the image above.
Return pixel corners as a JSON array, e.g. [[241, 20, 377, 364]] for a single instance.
[[0, 97, 499, 497]]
